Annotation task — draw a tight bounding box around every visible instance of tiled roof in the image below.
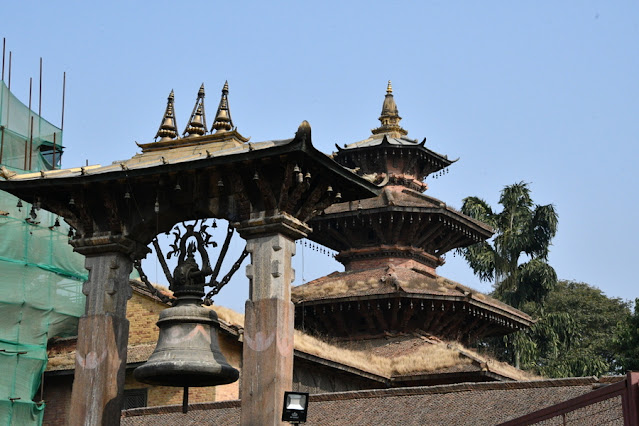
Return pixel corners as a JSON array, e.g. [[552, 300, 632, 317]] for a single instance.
[[318, 187, 492, 232], [121, 377, 614, 425], [291, 265, 531, 322]]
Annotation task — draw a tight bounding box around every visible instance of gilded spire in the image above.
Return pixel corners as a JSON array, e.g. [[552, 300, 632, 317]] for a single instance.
[[155, 90, 179, 142], [183, 84, 207, 138], [372, 80, 408, 137], [211, 81, 233, 133]]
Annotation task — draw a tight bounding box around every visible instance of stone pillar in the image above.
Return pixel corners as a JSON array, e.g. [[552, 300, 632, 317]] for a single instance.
[[68, 236, 144, 426], [237, 214, 310, 426]]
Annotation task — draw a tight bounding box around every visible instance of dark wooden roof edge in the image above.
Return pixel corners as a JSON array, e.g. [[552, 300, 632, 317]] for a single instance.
[[310, 203, 493, 237], [294, 349, 390, 383], [334, 136, 457, 168], [390, 370, 512, 385], [400, 188, 494, 234], [0, 125, 381, 202], [293, 292, 533, 326]]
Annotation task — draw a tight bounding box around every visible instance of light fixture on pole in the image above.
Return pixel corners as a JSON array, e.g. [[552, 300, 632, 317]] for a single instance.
[[282, 391, 309, 424]]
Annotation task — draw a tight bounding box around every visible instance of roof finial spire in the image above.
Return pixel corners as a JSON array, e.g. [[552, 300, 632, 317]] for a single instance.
[[372, 80, 407, 138], [155, 90, 179, 142], [183, 83, 207, 138], [211, 80, 233, 133]]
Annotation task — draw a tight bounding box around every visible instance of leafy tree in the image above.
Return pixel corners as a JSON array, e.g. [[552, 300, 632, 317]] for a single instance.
[[614, 298, 639, 372], [510, 281, 630, 377], [460, 183, 632, 377], [459, 182, 558, 308]]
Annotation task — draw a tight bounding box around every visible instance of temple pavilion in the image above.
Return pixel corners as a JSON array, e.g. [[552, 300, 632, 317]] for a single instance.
[[292, 83, 533, 376]]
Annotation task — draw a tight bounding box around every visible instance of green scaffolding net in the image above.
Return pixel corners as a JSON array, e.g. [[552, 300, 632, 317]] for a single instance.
[[0, 80, 87, 425]]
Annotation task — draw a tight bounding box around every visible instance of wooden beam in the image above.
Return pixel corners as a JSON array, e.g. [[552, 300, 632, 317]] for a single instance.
[[416, 222, 443, 247], [254, 166, 278, 211], [399, 301, 416, 330], [389, 299, 400, 331], [373, 304, 389, 330], [296, 182, 328, 222], [278, 161, 295, 211]]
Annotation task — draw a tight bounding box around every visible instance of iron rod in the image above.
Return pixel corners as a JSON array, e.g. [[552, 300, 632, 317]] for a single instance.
[[182, 387, 189, 414], [61, 72, 66, 131], [0, 127, 4, 164], [29, 116, 34, 170], [26, 78, 32, 170], [2, 38, 5, 82], [52, 132, 56, 170], [39, 57, 42, 116], [7, 51, 11, 90]]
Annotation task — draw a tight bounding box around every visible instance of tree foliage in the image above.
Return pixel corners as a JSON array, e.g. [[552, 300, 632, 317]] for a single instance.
[[460, 183, 633, 377], [458, 182, 558, 308], [480, 281, 630, 377], [519, 281, 629, 377], [614, 298, 639, 372]]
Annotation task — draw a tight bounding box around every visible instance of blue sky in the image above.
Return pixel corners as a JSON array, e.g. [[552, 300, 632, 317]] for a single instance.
[[2, 1, 638, 313]]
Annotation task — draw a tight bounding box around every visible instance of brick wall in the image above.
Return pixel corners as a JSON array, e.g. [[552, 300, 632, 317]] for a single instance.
[[126, 292, 164, 345], [42, 375, 73, 426], [43, 289, 244, 424]]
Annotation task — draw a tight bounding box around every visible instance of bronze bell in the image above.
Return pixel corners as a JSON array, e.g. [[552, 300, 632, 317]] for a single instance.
[[134, 241, 239, 388]]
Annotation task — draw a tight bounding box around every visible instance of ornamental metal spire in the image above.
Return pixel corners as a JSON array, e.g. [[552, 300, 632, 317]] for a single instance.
[[371, 80, 407, 137], [211, 81, 233, 133], [183, 84, 207, 138], [155, 90, 179, 142]]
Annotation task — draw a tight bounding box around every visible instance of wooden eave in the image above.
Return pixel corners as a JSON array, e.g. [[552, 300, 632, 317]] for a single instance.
[[335, 140, 457, 170], [294, 293, 534, 329], [0, 136, 378, 199]]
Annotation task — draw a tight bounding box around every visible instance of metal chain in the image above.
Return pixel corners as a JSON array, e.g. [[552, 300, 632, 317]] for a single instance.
[[203, 248, 249, 305], [133, 259, 174, 305]]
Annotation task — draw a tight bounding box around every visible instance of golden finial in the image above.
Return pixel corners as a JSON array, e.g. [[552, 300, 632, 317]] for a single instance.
[[184, 84, 207, 137], [212, 80, 233, 133], [372, 81, 407, 137], [155, 90, 179, 142]]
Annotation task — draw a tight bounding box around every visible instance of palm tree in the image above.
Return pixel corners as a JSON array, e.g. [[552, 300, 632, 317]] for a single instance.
[[458, 182, 558, 309]]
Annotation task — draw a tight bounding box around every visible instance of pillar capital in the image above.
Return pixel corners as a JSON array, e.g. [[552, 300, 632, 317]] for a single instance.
[[70, 233, 150, 259], [234, 212, 311, 241]]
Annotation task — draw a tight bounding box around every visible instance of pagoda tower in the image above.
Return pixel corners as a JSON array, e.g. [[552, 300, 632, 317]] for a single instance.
[[292, 82, 533, 344]]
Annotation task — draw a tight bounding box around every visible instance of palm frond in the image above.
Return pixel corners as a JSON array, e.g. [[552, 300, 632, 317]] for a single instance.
[[458, 241, 495, 282], [460, 196, 497, 227], [527, 203, 558, 259]]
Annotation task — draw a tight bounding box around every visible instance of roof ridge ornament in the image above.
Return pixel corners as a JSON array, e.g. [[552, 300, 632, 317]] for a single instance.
[[211, 81, 233, 133], [183, 84, 207, 138], [371, 80, 408, 138], [155, 90, 179, 142]]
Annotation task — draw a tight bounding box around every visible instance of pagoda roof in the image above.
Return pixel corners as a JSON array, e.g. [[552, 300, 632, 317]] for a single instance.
[[291, 264, 533, 340], [335, 134, 456, 166], [308, 187, 493, 258], [321, 187, 491, 230], [292, 266, 529, 321]]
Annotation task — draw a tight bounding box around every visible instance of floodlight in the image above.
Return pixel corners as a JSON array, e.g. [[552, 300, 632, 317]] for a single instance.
[[282, 391, 309, 423]]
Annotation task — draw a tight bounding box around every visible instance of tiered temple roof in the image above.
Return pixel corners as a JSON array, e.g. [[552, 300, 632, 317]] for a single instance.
[[293, 82, 532, 341]]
